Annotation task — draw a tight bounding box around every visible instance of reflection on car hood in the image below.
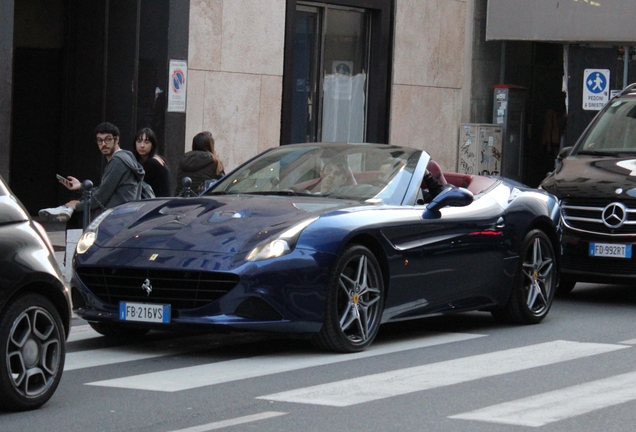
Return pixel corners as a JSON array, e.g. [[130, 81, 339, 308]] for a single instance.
[[97, 195, 358, 253], [541, 155, 636, 199]]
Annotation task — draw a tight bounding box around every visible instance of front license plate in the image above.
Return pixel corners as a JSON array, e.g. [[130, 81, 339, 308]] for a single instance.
[[119, 302, 171, 323], [589, 243, 632, 258]]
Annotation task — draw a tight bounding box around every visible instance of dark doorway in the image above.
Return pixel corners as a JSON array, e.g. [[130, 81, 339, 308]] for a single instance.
[[525, 43, 566, 187], [8, 0, 182, 215], [9, 48, 64, 212]]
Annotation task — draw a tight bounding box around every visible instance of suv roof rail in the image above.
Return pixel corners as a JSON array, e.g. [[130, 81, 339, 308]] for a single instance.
[[619, 83, 636, 96]]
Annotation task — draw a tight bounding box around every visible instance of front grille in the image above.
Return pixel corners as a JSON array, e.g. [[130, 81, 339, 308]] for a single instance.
[[562, 255, 636, 276], [561, 199, 636, 235], [76, 267, 239, 310]]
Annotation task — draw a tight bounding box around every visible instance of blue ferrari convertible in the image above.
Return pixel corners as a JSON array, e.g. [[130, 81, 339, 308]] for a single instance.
[[71, 143, 561, 352]]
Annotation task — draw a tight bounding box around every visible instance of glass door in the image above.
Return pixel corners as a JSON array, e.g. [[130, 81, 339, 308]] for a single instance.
[[321, 7, 368, 143], [290, 4, 369, 144]]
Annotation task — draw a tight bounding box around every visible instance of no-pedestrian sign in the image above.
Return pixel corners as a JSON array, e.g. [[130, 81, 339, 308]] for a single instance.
[[583, 69, 610, 111]]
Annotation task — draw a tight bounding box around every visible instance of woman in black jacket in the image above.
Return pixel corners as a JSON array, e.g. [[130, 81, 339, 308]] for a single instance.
[[175, 131, 225, 195], [132, 127, 172, 197]]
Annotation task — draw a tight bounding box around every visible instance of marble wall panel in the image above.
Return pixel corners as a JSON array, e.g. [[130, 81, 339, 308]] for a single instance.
[[188, 0, 222, 71], [389, 85, 462, 171], [202, 72, 261, 171], [393, 0, 466, 89], [258, 75, 282, 154], [184, 70, 206, 151], [221, 0, 286, 75]]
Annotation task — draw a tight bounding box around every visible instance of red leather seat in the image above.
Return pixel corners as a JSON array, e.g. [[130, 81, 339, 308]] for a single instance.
[[425, 160, 447, 185]]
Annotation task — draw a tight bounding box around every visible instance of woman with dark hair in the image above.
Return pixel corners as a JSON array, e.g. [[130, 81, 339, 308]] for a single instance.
[[132, 127, 172, 197], [175, 131, 225, 195]]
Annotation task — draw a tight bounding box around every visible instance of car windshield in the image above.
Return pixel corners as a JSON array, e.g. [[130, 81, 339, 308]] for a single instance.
[[578, 98, 636, 154], [207, 143, 421, 202]]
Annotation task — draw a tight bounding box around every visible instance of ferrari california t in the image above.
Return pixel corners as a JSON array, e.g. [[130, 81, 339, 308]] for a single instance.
[[71, 143, 561, 352]]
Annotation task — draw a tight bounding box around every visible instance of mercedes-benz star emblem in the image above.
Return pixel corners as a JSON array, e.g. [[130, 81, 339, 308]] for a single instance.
[[602, 202, 627, 228], [141, 279, 153, 296]]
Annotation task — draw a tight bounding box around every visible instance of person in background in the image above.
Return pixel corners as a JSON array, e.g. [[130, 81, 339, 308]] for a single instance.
[[38, 122, 145, 226], [132, 127, 171, 197], [175, 131, 225, 195]]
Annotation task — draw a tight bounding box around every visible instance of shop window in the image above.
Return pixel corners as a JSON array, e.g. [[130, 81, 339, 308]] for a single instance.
[[289, 4, 371, 144]]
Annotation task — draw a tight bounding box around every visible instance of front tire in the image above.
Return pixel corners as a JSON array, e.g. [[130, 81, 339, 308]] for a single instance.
[[0, 294, 66, 411], [492, 229, 556, 324], [311, 245, 384, 353]]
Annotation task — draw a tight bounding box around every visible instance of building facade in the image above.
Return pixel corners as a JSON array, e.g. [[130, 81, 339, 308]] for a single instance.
[[1, 0, 476, 214]]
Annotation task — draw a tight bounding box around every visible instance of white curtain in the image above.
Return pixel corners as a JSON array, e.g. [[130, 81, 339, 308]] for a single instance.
[[321, 73, 366, 143]]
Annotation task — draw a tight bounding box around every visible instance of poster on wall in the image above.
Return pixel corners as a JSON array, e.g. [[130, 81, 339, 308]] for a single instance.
[[168, 60, 188, 113]]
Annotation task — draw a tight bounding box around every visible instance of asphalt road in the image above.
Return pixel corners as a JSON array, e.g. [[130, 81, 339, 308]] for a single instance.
[[3, 282, 636, 431]]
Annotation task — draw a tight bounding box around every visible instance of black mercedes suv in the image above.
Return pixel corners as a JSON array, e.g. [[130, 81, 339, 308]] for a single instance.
[[541, 83, 636, 294]]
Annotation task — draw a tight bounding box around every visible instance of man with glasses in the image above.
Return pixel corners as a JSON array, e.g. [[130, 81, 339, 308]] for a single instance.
[[39, 122, 145, 225]]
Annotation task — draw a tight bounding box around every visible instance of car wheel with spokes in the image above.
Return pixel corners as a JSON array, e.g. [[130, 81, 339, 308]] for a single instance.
[[0, 294, 66, 411], [311, 244, 384, 353], [492, 229, 556, 324]]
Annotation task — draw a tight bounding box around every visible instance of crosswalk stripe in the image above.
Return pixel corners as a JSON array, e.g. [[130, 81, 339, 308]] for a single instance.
[[449, 370, 636, 427], [67, 325, 101, 343], [85, 331, 485, 391], [167, 412, 287, 432], [65, 346, 187, 371], [65, 332, 239, 371], [257, 340, 628, 407]]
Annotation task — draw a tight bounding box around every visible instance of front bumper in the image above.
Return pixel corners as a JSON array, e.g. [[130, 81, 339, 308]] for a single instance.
[[71, 247, 333, 333], [561, 228, 636, 284]]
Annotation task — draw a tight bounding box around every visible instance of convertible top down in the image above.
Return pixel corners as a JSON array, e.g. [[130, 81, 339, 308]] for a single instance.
[[71, 143, 561, 352]]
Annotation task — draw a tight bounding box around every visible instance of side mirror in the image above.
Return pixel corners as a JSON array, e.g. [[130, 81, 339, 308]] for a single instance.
[[424, 186, 474, 219], [557, 146, 573, 160]]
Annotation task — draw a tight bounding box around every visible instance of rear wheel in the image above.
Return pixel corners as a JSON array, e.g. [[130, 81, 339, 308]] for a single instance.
[[88, 321, 150, 338], [0, 294, 66, 411], [311, 245, 384, 353], [492, 230, 556, 324]]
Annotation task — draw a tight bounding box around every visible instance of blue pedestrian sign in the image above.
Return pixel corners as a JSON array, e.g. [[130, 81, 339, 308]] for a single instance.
[[583, 69, 610, 111]]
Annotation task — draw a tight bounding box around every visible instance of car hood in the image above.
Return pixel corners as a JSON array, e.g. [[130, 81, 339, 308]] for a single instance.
[[94, 195, 359, 253], [541, 155, 636, 199]]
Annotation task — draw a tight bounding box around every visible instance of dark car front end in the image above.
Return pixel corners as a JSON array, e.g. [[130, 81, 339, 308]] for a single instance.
[[541, 85, 636, 291], [0, 175, 71, 411]]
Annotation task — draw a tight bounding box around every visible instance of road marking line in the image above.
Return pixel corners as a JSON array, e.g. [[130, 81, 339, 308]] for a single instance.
[[257, 340, 627, 407], [67, 324, 101, 343], [449, 370, 636, 427], [65, 332, 238, 371], [167, 412, 287, 432], [618, 338, 636, 345], [65, 346, 187, 371], [85, 332, 485, 391]]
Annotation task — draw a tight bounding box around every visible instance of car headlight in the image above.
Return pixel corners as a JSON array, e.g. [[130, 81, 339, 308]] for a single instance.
[[76, 209, 113, 254], [247, 217, 318, 261]]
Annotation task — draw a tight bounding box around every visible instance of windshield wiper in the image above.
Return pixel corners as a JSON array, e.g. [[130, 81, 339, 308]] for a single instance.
[[576, 150, 634, 156], [203, 191, 230, 195]]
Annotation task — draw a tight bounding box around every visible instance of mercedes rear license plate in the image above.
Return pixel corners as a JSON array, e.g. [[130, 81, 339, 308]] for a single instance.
[[119, 302, 171, 323], [589, 243, 632, 258]]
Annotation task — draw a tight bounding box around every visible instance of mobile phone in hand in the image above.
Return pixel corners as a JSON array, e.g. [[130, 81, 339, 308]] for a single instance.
[[56, 174, 72, 188]]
